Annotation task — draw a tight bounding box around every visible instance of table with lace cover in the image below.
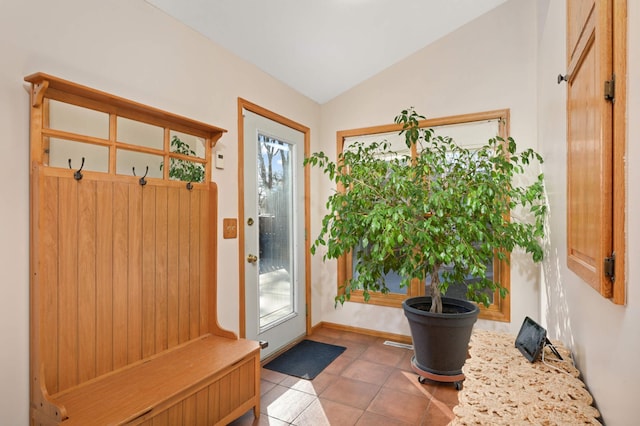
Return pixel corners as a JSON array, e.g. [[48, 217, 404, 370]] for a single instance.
[[450, 329, 601, 425]]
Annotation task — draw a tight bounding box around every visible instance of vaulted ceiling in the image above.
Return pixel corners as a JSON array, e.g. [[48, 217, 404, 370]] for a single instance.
[[146, 0, 509, 104]]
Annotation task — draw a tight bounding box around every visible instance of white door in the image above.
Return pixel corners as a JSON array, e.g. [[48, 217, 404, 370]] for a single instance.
[[243, 109, 306, 359]]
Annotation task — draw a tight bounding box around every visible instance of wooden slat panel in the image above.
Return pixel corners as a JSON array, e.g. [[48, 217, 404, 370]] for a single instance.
[[167, 401, 183, 426], [150, 410, 168, 426], [228, 366, 241, 418], [189, 190, 201, 339], [96, 180, 114, 376], [218, 369, 232, 419], [128, 184, 143, 362], [167, 187, 180, 349], [183, 393, 197, 425], [239, 357, 253, 404], [41, 175, 59, 394], [199, 191, 209, 334], [58, 178, 79, 391], [77, 181, 97, 383], [178, 189, 191, 344], [142, 187, 157, 359], [155, 187, 169, 353], [208, 380, 220, 423], [196, 388, 209, 424], [112, 182, 129, 369]]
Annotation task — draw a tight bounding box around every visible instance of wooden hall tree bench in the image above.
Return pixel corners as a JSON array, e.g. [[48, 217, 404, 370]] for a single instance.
[[27, 73, 260, 426]]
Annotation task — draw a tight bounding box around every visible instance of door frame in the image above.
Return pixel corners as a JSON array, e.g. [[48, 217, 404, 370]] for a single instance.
[[237, 98, 311, 338]]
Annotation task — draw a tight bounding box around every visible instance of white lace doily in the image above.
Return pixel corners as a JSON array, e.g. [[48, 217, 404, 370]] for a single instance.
[[450, 329, 601, 425]]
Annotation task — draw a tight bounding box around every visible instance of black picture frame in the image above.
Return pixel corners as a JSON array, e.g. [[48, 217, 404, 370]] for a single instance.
[[515, 316, 548, 362]]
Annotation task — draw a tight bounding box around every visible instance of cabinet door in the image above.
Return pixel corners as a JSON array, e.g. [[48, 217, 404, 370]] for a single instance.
[[566, 0, 614, 297]]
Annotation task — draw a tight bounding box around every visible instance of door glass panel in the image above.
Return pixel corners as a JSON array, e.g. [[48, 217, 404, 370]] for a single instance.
[[257, 133, 294, 330], [48, 138, 109, 173], [116, 149, 163, 178], [117, 117, 163, 150], [48, 100, 109, 139]]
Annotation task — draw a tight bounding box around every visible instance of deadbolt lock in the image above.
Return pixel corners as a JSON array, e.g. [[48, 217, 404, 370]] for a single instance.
[[247, 217, 254, 226]]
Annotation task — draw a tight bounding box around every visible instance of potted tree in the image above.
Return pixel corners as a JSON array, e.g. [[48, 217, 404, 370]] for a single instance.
[[305, 108, 546, 387]]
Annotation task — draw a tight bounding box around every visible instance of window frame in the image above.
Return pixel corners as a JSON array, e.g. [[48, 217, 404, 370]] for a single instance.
[[335, 109, 512, 322]]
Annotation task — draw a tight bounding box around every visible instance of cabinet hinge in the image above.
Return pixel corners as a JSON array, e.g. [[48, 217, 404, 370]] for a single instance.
[[604, 252, 616, 282], [604, 74, 616, 102]]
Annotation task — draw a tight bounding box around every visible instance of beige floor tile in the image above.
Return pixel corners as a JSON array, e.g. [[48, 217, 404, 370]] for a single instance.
[[422, 398, 456, 425], [383, 369, 437, 399], [336, 339, 369, 359], [261, 367, 290, 384], [359, 343, 408, 367], [340, 358, 395, 385], [355, 411, 413, 426], [367, 387, 430, 425], [320, 376, 380, 410], [280, 372, 337, 396], [321, 353, 354, 375], [292, 398, 363, 426], [228, 409, 290, 426], [261, 384, 317, 423]]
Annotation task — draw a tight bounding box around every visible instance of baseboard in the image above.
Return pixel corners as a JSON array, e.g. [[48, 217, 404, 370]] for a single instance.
[[313, 321, 412, 345]]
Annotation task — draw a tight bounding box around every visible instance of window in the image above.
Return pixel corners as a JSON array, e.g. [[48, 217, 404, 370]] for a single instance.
[[336, 109, 512, 321]]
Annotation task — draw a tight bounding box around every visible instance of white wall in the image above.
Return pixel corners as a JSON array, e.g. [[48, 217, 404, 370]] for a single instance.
[[537, 1, 639, 424], [0, 0, 319, 423], [315, 0, 540, 337]]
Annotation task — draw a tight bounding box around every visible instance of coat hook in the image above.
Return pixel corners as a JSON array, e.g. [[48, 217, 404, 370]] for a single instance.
[[557, 74, 568, 84], [186, 181, 193, 191], [68, 157, 85, 181], [133, 166, 149, 186]]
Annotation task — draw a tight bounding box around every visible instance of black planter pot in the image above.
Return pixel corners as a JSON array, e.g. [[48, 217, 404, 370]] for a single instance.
[[402, 296, 479, 385]]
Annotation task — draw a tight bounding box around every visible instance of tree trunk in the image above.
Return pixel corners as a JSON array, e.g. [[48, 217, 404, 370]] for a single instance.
[[429, 268, 443, 313]]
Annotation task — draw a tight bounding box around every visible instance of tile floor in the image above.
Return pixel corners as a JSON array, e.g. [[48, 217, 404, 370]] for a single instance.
[[230, 326, 459, 425]]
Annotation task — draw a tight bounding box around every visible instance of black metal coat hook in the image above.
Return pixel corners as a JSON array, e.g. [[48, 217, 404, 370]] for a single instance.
[[68, 157, 85, 181], [186, 181, 193, 191], [133, 166, 149, 186]]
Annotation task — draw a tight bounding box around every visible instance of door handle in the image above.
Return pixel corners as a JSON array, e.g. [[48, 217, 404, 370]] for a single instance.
[[247, 254, 258, 264]]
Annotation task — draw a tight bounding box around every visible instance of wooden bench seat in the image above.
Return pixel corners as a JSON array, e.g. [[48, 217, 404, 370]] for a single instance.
[[47, 335, 260, 426]]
